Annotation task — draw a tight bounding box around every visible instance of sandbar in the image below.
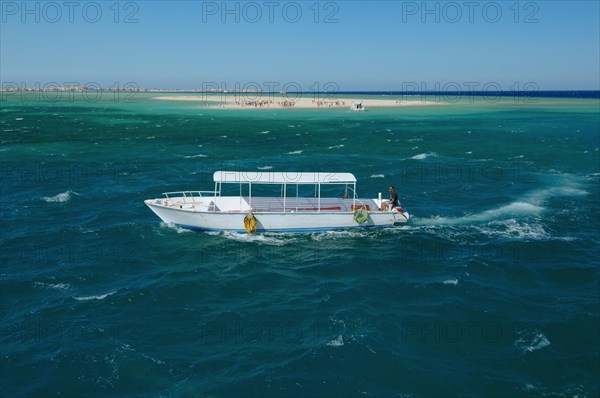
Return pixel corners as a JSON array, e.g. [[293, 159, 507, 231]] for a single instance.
[[154, 95, 439, 109]]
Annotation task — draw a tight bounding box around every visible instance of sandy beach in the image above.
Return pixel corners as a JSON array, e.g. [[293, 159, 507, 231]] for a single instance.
[[153, 94, 439, 109]]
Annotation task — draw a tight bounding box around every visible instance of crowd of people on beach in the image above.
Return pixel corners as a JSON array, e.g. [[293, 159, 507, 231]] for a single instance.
[[231, 99, 300, 108], [209, 98, 350, 108], [279, 100, 296, 108], [313, 100, 346, 107], [235, 99, 273, 108]]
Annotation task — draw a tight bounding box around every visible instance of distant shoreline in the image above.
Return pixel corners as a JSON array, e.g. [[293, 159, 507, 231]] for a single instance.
[[1, 88, 598, 99]]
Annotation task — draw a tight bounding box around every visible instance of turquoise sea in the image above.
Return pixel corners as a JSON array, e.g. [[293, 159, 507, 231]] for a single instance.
[[1, 92, 599, 396]]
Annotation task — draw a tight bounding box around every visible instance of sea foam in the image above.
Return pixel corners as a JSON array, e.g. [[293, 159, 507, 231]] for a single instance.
[[326, 335, 344, 347], [442, 279, 459, 285], [515, 329, 551, 353], [34, 282, 72, 291], [211, 231, 288, 246]]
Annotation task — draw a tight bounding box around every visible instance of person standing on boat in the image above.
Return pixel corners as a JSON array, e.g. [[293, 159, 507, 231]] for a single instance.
[[382, 185, 399, 211]]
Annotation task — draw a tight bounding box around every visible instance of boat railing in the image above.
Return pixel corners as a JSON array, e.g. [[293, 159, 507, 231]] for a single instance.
[[245, 196, 376, 213], [162, 191, 218, 204], [344, 186, 370, 209]]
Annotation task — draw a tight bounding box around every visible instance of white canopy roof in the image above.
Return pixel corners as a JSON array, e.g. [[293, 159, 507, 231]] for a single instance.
[[213, 171, 356, 184]]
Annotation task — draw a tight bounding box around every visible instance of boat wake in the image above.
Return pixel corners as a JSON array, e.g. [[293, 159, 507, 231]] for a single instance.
[[414, 201, 544, 226], [159, 222, 192, 234], [208, 230, 291, 246], [414, 181, 588, 227]]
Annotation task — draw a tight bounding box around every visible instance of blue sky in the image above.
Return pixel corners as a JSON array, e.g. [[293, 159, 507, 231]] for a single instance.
[[1, 0, 599, 90]]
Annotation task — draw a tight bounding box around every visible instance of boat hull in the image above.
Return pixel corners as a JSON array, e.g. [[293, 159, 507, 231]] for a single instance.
[[145, 201, 408, 233]]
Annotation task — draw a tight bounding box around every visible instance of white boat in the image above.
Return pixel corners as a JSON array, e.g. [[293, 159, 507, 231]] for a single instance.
[[144, 171, 409, 233], [350, 102, 365, 111]]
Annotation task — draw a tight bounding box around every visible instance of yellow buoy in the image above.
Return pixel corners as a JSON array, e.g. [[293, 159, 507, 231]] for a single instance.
[[244, 212, 257, 234], [353, 208, 368, 224]]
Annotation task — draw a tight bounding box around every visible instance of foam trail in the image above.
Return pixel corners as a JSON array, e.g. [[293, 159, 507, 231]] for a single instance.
[[415, 178, 588, 226], [521, 185, 587, 205]]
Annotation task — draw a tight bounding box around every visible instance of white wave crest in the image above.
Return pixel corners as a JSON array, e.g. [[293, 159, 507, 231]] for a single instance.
[[442, 279, 458, 285], [287, 150, 303, 155], [327, 335, 344, 347], [410, 152, 436, 160], [257, 166, 273, 170], [42, 191, 79, 203], [328, 144, 344, 149], [74, 291, 116, 301], [515, 329, 550, 353], [183, 154, 207, 158], [370, 174, 385, 178]]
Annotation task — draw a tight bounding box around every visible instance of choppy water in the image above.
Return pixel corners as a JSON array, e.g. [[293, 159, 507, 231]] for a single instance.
[[1, 93, 599, 396]]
